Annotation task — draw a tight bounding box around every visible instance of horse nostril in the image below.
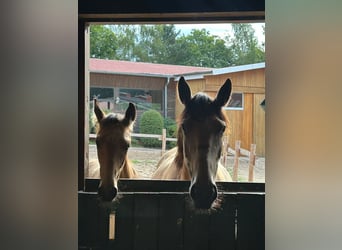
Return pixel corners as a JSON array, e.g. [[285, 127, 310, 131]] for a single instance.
[[98, 185, 117, 201], [110, 186, 118, 200], [190, 183, 218, 209]]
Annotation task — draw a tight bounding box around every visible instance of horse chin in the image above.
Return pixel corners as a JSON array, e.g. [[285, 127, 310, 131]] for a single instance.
[[185, 195, 223, 215], [98, 185, 118, 202]]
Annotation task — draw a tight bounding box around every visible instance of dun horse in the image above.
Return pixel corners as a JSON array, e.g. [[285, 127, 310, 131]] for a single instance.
[[152, 77, 232, 209], [92, 99, 139, 201]]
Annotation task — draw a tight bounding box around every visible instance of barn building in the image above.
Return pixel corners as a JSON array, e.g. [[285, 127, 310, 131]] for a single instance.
[[89, 59, 265, 156]]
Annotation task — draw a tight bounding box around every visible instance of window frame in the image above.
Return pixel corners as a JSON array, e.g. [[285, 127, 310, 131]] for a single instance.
[[78, 0, 265, 191], [224, 92, 244, 111]]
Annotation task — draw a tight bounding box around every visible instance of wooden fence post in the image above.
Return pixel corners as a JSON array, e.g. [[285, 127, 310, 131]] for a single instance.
[[161, 128, 167, 156], [248, 144, 257, 182], [232, 140, 240, 182], [221, 135, 229, 167]]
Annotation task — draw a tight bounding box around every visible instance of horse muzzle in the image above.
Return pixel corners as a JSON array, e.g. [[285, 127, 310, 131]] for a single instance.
[[98, 185, 117, 201], [190, 182, 218, 209]]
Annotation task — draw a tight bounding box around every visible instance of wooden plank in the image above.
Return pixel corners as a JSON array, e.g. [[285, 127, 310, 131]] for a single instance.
[[84, 179, 265, 193], [236, 193, 265, 250], [79, 0, 265, 21], [216, 182, 265, 193], [111, 194, 135, 250], [84, 178, 100, 192], [248, 144, 257, 182], [78, 20, 86, 191], [78, 192, 95, 247], [208, 193, 237, 250], [183, 198, 211, 250], [118, 179, 190, 192], [158, 193, 185, 250], [133, 193, 159, 250], [78, 192, 111, 249]]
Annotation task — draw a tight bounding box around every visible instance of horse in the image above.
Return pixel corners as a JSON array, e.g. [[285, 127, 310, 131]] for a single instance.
[[91, 99, 139, 201], [152, 76, 233, 209]]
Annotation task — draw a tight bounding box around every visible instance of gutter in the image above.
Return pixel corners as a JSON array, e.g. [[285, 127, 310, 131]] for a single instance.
[[164, 77, 171, 118]]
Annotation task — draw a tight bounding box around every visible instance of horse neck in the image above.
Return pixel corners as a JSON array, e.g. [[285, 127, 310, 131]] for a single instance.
[[175, 127, 184, 169], [118, 157, 138, 178]]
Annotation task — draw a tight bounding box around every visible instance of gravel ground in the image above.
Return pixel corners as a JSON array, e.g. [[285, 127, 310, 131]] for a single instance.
[[89, 145, 265, 182]]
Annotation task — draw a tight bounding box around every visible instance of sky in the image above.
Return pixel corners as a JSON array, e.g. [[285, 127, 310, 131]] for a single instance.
[[174, 23, 265, 45]]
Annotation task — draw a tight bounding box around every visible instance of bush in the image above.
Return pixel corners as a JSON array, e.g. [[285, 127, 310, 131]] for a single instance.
[[139, 110, 164, 148]]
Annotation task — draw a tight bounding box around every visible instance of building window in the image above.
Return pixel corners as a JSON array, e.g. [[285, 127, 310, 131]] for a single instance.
[[90, 87, 162, 113], [119, 88, 162, 112], [225, 92, 244, 110]]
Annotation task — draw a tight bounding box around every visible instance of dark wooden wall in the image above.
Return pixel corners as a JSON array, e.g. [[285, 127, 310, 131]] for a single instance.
[[79, 180, 265, 250]]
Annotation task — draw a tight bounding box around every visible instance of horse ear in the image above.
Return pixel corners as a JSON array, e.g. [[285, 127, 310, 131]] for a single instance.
[[124, 103, 136, 124], [94, 99, 104, 122], [178, 76, 192, 105], [214, 78, 232, 107]]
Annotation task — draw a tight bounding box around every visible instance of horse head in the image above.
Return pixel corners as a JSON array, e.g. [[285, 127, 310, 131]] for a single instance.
[[94, 100, 136, 201], [178, 76, 232, 209]]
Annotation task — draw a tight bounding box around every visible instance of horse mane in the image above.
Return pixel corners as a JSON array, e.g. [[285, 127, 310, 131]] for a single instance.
[[175, 93, 231, 168], [118, 156, 139, 178]]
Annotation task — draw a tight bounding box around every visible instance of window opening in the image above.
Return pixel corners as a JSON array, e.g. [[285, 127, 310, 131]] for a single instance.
[[85, 23, 265, 184], [225, 92, 244, 110]]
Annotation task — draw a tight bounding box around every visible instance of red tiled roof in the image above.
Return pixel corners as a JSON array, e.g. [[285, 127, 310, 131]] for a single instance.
[[89, 58, 212, 76]]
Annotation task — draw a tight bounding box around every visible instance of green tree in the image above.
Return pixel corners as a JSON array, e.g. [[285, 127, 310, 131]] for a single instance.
[[108, 25, 137, 60], [226, 24, 265, 65], [90, 25, 118, 59], [134, 25, 181, 64], [176, 29, 233, 67], [90, 24, 264, 67]]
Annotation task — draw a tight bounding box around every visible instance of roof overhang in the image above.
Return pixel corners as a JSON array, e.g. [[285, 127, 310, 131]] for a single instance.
[[212, 62, 265, 75], [90, 70, 213, 80]]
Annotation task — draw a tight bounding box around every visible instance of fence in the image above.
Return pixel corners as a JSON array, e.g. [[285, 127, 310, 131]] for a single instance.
[[221, 138, 258, 182], [90, 128, 176, 155], [89, 133, 259, 182], [79, 180, 265, 250]]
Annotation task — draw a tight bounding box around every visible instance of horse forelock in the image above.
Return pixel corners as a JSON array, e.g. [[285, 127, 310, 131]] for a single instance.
[[96, 113, 130, 134], [101, 114, 122, 126], [181, 93, 229, 125]]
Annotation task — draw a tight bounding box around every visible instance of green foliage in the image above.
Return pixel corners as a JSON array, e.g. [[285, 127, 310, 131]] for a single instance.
[[134, 25, 180, 63], [90, 25, 118, 59], [139, 110, 164, 148], [90, 23, 265, 68], [226, 23, 265, 65], [108, 25, 137, 60], [177, 29, 233, 67]]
